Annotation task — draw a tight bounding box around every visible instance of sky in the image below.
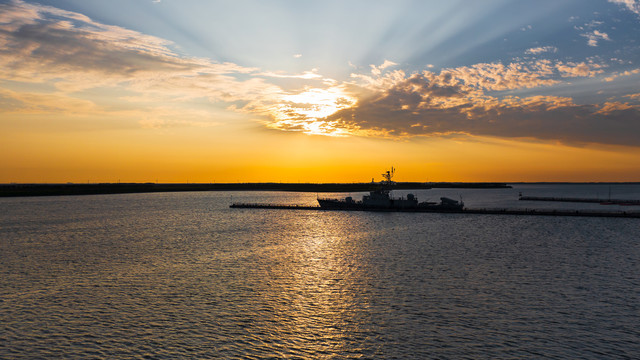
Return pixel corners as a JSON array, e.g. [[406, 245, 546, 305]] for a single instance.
[[1, 0, 640, 183]]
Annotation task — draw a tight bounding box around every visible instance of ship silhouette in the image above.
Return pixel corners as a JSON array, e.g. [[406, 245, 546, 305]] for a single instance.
[[317, 168, 464, 211]]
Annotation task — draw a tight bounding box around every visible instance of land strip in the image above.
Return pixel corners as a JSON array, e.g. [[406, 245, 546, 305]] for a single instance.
[[0, 182, 510, 197]]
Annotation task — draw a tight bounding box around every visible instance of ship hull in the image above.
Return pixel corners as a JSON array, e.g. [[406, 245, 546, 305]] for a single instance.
[[317, 198, 463, 212]]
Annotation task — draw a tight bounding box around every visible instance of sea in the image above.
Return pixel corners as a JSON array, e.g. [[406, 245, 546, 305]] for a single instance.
[[1, 184, 639, 359]]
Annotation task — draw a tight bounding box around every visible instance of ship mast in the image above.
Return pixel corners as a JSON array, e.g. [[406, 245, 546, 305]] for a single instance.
[[380, 167, 395, 195], [381, 167, 395, 184]]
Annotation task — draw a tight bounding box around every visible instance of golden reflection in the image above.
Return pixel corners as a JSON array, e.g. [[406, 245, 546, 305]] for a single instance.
[[264, 211, 371, 353]]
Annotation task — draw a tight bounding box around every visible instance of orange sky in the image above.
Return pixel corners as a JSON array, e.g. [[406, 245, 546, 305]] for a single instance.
[[4, 118, 640, 183]]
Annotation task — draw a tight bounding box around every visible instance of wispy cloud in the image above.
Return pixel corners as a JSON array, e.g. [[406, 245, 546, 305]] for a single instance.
[[370, 60, 398, 76], [582, 30, 611, 46], [0, 0, 323, 128], [525, 46, 558, 55], [626, 93, 640, 101], [0, 88, 97, 114], [258, 69, 322, 79], [609, 0, 640, 15], [0, 1, 248, 90], [604, 68, 640, 81], [439, 61, 560, 91], [556, 61, 604, 77]]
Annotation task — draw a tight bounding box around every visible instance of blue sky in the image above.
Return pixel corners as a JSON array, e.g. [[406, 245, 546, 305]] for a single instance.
[[25, 0, 638, 107], [1, 0, 640, 182], [33, 0, 639, 77]]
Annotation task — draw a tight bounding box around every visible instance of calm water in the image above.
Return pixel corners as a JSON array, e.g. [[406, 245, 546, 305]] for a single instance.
[[1, 185, 639, 358]]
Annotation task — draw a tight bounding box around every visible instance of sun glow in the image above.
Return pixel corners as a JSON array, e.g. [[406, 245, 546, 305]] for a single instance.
[[265, 87, 358, 136]]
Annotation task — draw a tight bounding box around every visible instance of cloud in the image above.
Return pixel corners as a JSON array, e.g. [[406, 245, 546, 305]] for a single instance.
[[441, 61, 559, 91], [317, 62, 640, 146], [0, 0, 244, 91], [258, 69, 322, 79], [525, 46, 558, 55], [326, 83, 640, 146], [0, 88, 97, 114], [0, 0, 307, 126], [0, 86, 222, 130], [556, 61, 604, 77], [244, 84, 359, 137], [0, 3, 186, 80], [597, 101, 635, 113], [582, 30, 611, 46], [604, 68, 640, 81], [370, 60, 397, 76], [609, 0, 640, 15]]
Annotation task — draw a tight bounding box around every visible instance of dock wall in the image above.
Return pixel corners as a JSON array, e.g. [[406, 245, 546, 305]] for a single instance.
[[230, 203, 640, 218], [519, 196, 640, 205]]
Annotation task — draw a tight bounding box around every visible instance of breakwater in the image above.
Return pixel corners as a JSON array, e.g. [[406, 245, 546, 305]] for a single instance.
[[230, 203, 640, 218], [519, 196, 640, 205]]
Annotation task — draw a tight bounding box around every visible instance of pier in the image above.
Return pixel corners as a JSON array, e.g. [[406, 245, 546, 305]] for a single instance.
[[230, 203, 640, 218], [519, 196, 640, 205]]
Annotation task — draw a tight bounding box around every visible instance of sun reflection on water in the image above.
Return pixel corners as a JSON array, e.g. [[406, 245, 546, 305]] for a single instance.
[[255, 211, 377, 355]]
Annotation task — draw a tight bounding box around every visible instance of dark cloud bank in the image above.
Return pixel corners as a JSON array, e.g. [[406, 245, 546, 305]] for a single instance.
[[328, 73, 640, 147]]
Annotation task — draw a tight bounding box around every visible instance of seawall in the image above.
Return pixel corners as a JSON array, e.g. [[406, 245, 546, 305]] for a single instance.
[[230, 203, 640, 219]]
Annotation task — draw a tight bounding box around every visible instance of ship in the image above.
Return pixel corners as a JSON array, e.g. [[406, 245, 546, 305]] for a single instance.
[[317, 168, 464, 211]]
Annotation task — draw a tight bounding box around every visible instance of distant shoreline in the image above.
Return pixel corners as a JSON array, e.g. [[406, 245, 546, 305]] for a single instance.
[[0, 182, 512, 198], [3, 182, 640, 198]]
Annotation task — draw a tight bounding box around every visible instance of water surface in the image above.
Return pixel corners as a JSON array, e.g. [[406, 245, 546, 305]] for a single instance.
[[1, 185, 639, 358]]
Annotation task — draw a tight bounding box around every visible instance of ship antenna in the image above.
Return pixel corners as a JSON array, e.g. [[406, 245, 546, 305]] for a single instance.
[[382, 167, 395, 184], [380, 167, 396, 196]]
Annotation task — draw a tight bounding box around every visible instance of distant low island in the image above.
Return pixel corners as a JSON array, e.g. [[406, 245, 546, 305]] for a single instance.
[[1, 182, 511, 197]]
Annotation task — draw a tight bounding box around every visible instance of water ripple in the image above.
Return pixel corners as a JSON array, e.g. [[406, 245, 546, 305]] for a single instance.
[[1, 189, 640, 358]]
